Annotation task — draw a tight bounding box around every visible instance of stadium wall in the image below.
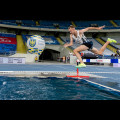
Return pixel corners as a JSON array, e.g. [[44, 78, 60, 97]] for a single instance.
[[45, 44, 70, 58]]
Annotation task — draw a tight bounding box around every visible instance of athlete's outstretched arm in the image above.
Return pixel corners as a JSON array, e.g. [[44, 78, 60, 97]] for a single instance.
[[80, 25, 105, 33], [64, 34, 73, 48]]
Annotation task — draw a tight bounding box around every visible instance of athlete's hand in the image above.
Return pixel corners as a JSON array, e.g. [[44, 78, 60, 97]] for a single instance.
[[98, 25, 105, 30], [64, 44, 69, 48]]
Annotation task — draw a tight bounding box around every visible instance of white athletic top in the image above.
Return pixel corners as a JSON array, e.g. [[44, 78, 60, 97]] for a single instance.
[[72, 30, 89, 44]]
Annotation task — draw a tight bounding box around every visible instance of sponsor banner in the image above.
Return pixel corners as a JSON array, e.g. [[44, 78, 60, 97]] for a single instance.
[[0, 57, 25, 64], [83, 59, 120, 63], [0, 36, 17, 44], [95, 59, 111, 63]]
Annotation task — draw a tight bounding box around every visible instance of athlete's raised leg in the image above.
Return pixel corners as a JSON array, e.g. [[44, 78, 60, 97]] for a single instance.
[[91, 38, 117, 55], [91, 41, 110, 55]]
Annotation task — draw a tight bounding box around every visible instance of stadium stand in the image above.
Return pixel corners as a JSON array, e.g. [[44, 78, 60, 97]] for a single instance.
[[0, 33, 17, 55], [0, 20, 120, 29], [114, 20, 120, 26], [38, 20, 56, 29], [77, 20, 112, 26], [74, 20, 116, 29], [21, 20, 36, 27], [0, 20, 17, 26]]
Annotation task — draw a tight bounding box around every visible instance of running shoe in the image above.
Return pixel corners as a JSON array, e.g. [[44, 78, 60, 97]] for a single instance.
[[76, 63, 86, 68], [107, 38, 117, 43]]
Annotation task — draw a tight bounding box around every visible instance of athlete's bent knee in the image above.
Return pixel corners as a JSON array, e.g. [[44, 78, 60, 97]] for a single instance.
[[73, 49, 77, 53], [97, 51, 103, 55], [73, 49, 79, 53]]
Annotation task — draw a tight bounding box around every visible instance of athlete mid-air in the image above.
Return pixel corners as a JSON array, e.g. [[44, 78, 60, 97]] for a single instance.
[[64, 25, 117, 68]]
